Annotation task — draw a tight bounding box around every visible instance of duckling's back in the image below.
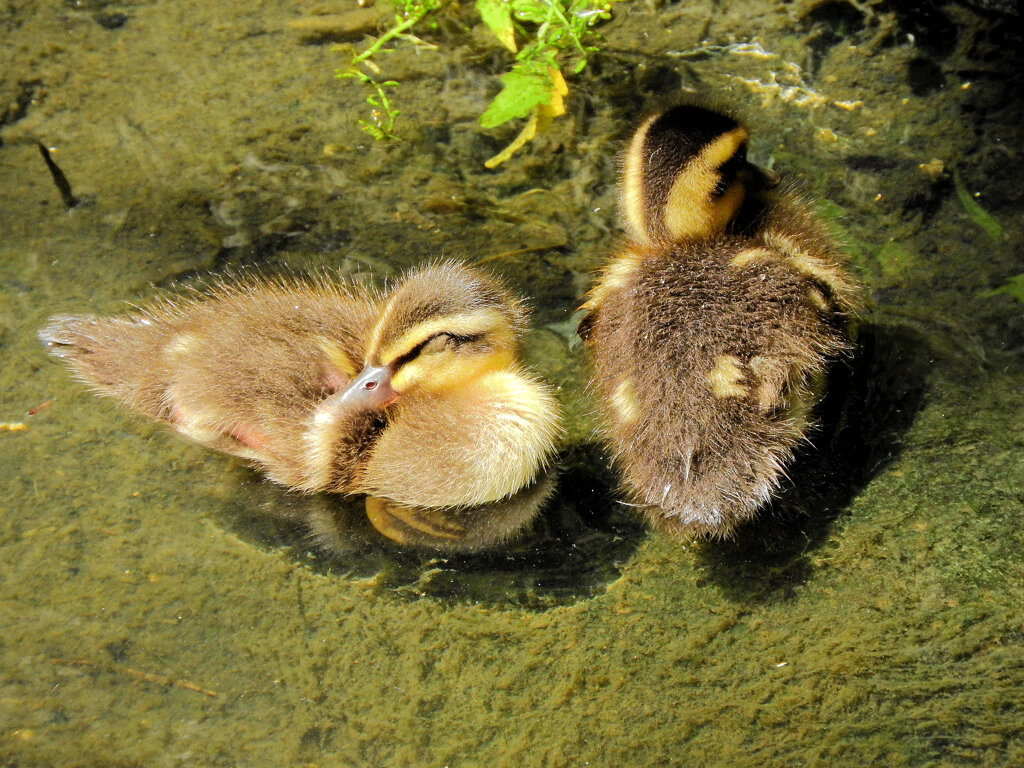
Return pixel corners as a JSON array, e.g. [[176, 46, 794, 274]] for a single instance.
[[40, 278, 382, 489], [582, 105, 860, 538]]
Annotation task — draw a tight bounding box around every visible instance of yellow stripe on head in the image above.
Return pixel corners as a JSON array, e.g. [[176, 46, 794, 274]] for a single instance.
[[663, 126, 750, 242], [620, 105, 755, 246], [365, 290, 400, 365], [375, 309, 512, 367], [620, 113, 661, 248], [390, 346, 516, 394]]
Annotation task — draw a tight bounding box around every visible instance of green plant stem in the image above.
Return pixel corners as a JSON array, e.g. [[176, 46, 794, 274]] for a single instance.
[[546, 1, 588, 60], [352, 13, 424, 68]]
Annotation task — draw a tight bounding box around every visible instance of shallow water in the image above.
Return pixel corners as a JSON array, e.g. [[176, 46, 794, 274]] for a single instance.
[[2, 0, 1023, 765]]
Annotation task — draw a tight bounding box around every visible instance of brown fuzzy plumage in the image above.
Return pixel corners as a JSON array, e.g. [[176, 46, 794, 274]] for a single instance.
[[581, 106, 861, 539], [40, 260, 562, 514]]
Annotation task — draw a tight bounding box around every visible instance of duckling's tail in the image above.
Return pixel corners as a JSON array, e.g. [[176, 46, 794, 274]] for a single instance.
[[39, 314, 171, 419], [640, 440, 790, 541]]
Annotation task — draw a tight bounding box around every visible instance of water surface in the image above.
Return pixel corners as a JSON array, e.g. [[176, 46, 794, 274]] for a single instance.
[[2, 1, 1022, 765]]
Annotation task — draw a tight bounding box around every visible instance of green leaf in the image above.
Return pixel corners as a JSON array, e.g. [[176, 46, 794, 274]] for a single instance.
[[509, 0, 550, 24], [476, 0, 517, 52], [478, 60, 553, 129]]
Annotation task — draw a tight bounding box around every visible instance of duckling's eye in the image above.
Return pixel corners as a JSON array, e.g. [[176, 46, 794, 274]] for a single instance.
[[391, 331, 486, 370], [415, 331, 482, 357]]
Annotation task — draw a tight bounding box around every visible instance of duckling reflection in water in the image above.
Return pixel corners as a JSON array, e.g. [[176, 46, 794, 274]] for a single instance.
[[40, 260, 563, 548], [309, 472, 556, 554], [580, 103, 861, 539]]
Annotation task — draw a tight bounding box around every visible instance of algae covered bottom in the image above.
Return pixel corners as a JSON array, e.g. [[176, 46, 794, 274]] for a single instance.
[[2, 0, 1023, 765]]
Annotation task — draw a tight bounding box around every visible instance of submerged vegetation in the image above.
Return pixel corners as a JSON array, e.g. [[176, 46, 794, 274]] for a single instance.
[[334, 0, 442, 141], [984, 273, 1024, 304], [335, 0, 622, 163], [953, 168, 1005, 242]]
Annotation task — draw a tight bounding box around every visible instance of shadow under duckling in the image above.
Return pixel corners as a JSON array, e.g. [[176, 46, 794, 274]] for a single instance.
[[40, 260, 563, 544], [579, 103, 862, 539]]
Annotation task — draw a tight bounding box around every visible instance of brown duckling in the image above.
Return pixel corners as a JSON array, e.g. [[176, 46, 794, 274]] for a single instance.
[[40, 261, 563, 519], [579, 104, 861, 539]]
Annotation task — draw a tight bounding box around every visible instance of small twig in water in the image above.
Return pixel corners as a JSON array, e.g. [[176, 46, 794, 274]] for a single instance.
[[51, 658, 218, 698], [37, 142, 80, 210]]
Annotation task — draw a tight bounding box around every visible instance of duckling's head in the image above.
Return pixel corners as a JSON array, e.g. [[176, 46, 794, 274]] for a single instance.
[[330, 261, 528, 410], [620, 104, 779, 247]]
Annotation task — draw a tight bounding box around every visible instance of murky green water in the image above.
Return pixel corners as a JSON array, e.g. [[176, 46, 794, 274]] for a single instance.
[[2, 1, 1022, 765]]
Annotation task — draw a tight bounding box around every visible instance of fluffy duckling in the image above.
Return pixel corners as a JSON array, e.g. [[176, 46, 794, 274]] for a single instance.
[[580, 104, 861, 539], [40, 261, 562, 517]]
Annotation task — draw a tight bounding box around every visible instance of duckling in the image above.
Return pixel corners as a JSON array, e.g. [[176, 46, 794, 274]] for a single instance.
[[579, 103, 861, 539], [40, 261, 563, 520]]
